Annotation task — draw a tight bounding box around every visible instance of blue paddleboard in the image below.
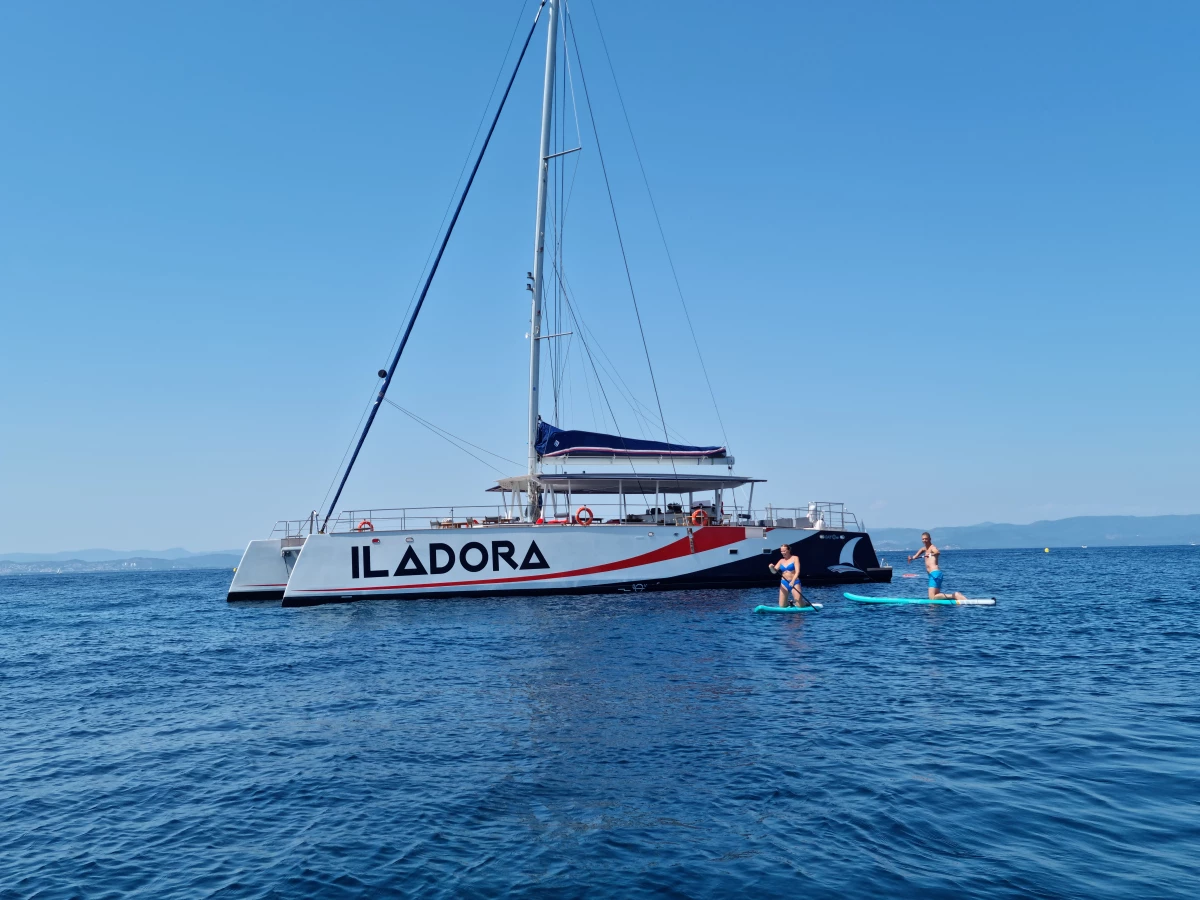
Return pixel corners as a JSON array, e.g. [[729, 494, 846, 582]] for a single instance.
[[754, 603, 822, 613], [843, 593, 995, 606]]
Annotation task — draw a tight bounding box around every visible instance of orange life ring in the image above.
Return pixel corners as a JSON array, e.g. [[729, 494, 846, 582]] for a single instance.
[[575, 506, 594, 526], [690, 509, 711, 527], [357, 519, 374, 532]]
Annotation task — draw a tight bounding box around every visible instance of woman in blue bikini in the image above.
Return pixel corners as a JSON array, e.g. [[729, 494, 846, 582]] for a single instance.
[[768, 544, 809, 608]]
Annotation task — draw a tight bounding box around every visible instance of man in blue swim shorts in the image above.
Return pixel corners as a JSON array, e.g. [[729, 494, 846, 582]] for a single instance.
[[908, 532, 968, 603]]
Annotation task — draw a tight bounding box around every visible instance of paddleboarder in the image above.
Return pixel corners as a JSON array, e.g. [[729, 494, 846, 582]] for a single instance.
[[768, 544, 808, 608], [908, 532, 968, 602]]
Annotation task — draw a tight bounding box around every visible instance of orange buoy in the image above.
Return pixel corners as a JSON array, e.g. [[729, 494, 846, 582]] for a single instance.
[[575, 506, 594, 526], [356, 519, 374, 532], [690, 508, 711, 527]]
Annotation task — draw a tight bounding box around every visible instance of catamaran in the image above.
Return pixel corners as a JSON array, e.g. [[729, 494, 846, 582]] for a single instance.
[[228, 0, 891, 606]]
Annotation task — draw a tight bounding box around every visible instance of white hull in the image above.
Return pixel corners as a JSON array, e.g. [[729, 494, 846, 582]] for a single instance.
[[227, 539, 300, 600], [228, 524, 890, 606]]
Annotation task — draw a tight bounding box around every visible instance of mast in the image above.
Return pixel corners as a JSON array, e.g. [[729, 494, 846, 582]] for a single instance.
[[525, 0, 561, 520]]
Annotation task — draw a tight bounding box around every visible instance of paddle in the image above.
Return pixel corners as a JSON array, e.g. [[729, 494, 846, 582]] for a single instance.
[[791, 586, 820, 611], [784, 575, 818, 611]]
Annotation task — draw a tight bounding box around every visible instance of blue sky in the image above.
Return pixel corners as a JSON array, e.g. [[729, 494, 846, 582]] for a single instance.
[[2, 0, 1197, 553]]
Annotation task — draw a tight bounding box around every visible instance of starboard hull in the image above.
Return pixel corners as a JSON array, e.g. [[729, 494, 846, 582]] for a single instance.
[[227, 525, 890, 606]]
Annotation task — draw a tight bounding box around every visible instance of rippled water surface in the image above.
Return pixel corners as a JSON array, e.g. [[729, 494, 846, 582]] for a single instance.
[[2, 547, 1199, 898]]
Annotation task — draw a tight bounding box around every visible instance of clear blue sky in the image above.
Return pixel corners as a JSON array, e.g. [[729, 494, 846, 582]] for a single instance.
[[2, 1, 1197, 553]]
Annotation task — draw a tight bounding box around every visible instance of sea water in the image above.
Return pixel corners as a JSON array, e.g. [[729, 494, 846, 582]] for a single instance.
[[1, 547, 1197, 898]]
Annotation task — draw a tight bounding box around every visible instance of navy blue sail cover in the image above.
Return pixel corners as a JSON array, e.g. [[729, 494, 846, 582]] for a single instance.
[[536, 421, 726, 460]]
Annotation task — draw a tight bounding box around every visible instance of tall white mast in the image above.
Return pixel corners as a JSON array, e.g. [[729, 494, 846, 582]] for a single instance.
[[525, 0, 561, 520]]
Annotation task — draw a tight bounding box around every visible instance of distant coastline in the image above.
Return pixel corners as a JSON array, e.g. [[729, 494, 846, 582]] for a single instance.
[[4, 514, 1198, 575], [0, 552, 240, 576], [870, 514, 1200, 551]]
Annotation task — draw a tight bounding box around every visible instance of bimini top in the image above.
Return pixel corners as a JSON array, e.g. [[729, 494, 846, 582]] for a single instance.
[[535, 421, 727, 462], [489, 472, 763, 495]]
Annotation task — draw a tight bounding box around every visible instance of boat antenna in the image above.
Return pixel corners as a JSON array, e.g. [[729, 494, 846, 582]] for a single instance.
[[320, 0, 548, 534]]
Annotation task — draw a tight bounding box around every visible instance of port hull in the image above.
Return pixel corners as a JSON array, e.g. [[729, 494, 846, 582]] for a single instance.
[[226, 539, 296, 602]]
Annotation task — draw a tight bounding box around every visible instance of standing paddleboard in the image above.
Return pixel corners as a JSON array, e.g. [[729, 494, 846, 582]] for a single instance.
[[843, 593, 995, 606], [755, 603, 823, 613]]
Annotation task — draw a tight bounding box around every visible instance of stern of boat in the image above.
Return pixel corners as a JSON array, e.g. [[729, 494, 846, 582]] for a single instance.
[[227, 537, 302, 601], [764, 527, 892, 585]]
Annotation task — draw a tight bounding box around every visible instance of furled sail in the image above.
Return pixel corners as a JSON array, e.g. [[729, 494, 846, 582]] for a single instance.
[[535, 421, 726, 460]]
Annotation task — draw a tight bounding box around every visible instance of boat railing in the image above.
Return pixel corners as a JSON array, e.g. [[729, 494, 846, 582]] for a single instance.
[[331, 506, 522, 533], [761, 502, 859, 531], [270, 514, 319, 539], [314, 500, 861, 532]]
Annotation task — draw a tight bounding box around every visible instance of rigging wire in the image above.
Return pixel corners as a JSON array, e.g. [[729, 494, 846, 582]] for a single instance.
[[546, 17, 585, 427], [530, 4, 647, 507], [318, 0, 533, 517], [556, 260, 699, 444], [587, 0, 730, 451], [553, 274, 625, 439], [556, 273, 665, 439], [564, 0, 682, 499], [321, 0, 549, 531], [550, 15, 565, 424], [316, 382, 390, 520], [383, 398, 521, 473], [551, 265, 654, 507], [544, 17, 700, 448], [385, 0, 534, 364]]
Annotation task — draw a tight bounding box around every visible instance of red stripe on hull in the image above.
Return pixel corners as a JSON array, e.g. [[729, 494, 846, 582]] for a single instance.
[[296, 526, 746, 594]]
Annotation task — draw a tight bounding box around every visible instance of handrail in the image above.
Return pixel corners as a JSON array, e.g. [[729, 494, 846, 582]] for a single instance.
[[270, 500, 867, 534]]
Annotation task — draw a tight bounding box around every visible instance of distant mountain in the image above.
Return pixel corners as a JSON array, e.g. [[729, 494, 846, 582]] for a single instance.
[[0, 553, 241, 576], [870, 515, 1200, 551], [0, 548, 241, 563], [5, 515, 1198, 571]]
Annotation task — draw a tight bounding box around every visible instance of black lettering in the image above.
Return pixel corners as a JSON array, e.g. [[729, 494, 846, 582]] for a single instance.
[[460, 541, 487, 573], [492, 540, 517, 571], [351, 545, 360, 579], [393, 546, 428, 577], [430, 543, 456, 575], [519, 540, 550, 570], [362, 545, 388, 578]]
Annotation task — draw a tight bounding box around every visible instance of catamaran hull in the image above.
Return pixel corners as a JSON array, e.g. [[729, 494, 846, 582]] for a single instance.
[[227, 539, 299, 601], [239, 525, 889, 606]]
